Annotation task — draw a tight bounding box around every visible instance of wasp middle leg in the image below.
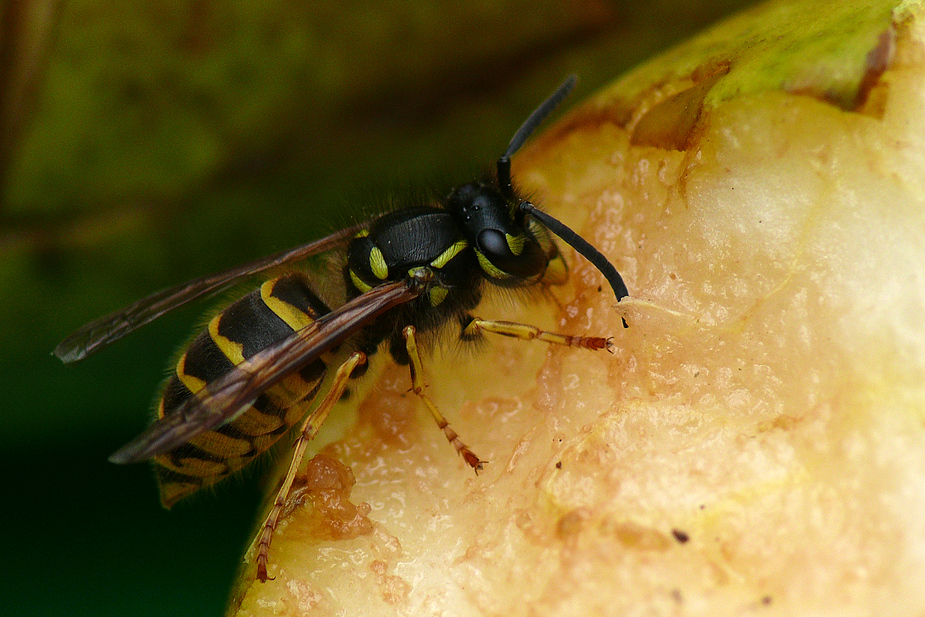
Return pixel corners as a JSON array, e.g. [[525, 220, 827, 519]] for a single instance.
[[402, 325, 486, 472]]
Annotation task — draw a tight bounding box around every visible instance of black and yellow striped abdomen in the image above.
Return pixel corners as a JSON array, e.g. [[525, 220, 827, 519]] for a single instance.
[[153, 273, 331, 507]]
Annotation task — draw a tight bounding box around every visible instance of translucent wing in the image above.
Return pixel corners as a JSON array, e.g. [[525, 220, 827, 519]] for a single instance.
[[108, 279, 422, 464], [54, 224, 364, 363]]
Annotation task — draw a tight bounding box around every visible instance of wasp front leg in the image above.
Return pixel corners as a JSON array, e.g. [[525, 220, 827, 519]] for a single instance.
[[460, 315, 613, 352], [253, 350, 367, 583], [402, 325, 486, 472]]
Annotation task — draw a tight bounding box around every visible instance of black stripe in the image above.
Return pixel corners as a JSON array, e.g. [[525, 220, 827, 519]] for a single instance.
[[161, 375, 193, 411], [212, 422, 259, 453], [268, 273, 330, 318], [182, 330, 236, 383], [251, 392, 288, 419], [298, 358, 326, 384], [155, 466, 206, 488], [162, 442, 230, 468], [216, 291, 292, 359]]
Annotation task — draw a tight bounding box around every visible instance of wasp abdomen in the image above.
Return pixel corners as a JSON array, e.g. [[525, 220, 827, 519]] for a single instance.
[[153, 273, 331, 507]]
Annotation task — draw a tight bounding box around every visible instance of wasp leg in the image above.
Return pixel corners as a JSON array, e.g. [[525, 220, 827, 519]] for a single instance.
[[254, 350, 367, 583], [402, 325, 486, 473], [461, 316, 613, 352]]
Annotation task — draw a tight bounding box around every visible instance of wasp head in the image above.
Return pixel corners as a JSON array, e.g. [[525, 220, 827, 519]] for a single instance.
[[446, 181, 562, 286]]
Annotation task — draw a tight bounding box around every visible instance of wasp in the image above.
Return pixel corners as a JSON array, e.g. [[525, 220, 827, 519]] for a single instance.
[[55, 75, 629, 582]]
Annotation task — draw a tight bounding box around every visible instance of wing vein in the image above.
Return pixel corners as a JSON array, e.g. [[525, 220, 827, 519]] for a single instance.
[[108, 279, 421, 464]]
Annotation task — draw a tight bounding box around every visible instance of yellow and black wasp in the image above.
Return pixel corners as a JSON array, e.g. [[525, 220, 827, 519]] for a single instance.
[[54, 75, 628, 582]]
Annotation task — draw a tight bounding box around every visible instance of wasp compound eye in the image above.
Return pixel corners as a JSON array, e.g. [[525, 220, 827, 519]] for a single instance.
[[476, 228, 546, 279]]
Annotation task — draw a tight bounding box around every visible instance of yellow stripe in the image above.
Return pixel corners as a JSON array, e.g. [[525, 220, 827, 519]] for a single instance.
[[428, 286, 448, 306], [188, 430, 252, 457], [251, 434, 280, 453], [231, 408, 285, 436], [369, 247, 389, 280], [156, 454, 226, 477], [475, 249, 511, 280], [209, 314, 246, 365], [349, 268, 373, 293], [505, 233, 525, 256], [260, 279, 317, 331], [269, 372, 317, 405], [283, 397, 314, 426], [158, 479, 201, 507], [156, 397, 167, 421], [176, 353, 207, 394], [430, 239, 468, 269]]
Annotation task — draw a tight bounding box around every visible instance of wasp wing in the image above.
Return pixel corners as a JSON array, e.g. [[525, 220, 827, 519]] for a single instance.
[[108, 279, 422, 464], [54, 224, 364, 363]]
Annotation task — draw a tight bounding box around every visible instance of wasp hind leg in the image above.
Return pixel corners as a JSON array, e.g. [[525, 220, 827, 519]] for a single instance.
[[402, 325, 486, 472], [253, 350, 367, 583]]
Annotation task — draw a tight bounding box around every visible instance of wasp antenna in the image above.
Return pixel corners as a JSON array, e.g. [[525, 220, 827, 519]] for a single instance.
[[503, 75, 578, 161], [497, 75, 578, 199], [520, 202, 629, 325]]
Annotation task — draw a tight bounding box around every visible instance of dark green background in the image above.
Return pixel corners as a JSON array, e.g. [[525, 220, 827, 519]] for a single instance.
[[2, 1, 756, 615]]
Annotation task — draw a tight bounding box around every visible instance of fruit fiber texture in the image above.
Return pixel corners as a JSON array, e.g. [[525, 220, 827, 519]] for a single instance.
[[231, 0, 925, 614]]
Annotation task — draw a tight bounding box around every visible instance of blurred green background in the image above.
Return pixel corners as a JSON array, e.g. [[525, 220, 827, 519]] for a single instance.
[[2, 1, 758, 615]]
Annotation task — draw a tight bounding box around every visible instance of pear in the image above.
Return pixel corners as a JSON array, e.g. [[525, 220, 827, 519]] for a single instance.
[[231, 0, 925, 614]]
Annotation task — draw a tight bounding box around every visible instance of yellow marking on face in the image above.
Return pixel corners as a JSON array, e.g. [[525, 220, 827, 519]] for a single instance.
[[428, 286, 448, 306], [430, 239, 468, 269], [369, 246, 389, 280], [354, 229, 370, 238], [526, 217, 547, 237], [349, 269, 373, 293], [475, 249, 511, 280], [505, 233, 525, 256], [528, 219, 561, 255], [209, 314, 246, 365], [261, 280, 317, 331], [542, 253, 569, 286], [176, 354, 207, 394]]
